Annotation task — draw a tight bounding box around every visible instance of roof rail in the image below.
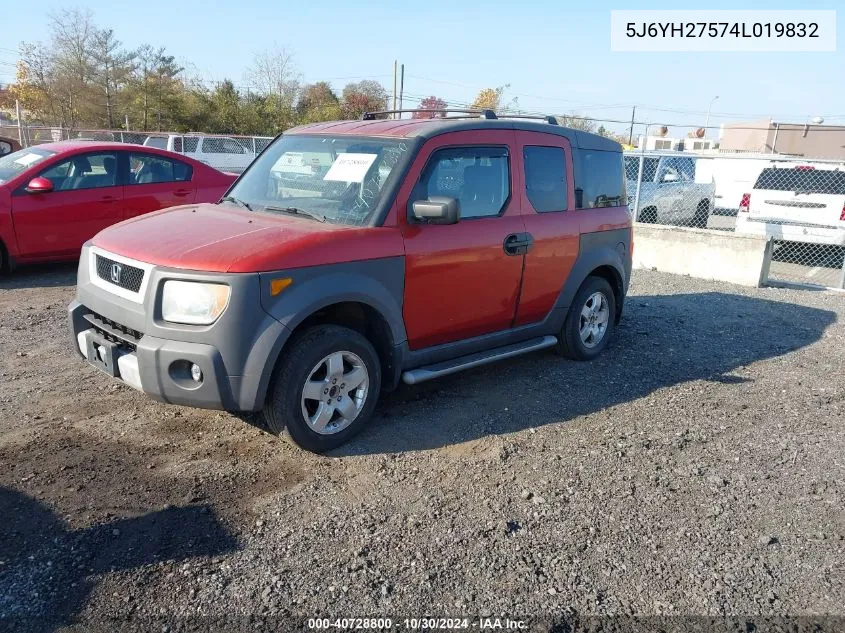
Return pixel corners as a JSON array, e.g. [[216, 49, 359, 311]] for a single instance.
[[361, 108, 498, 121], [498, 114, 559, 125]]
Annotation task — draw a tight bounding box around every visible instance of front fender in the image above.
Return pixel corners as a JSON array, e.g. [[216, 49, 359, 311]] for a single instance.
[[258, 257, 407, 346]]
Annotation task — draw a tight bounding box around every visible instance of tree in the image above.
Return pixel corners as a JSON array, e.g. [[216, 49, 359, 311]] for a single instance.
[[297, 82, 340, 123], [413, 95, 447, 118], [470, 85, 515, 113], [340, 80, 388, 119], [247, 44, 300, 131], [48, 8, 98, 127], [557, 113, 596, 132], [90, 29, 135, 128]]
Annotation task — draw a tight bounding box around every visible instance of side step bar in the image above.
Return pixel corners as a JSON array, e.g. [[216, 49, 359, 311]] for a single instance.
[[401, 335, 558, 385]]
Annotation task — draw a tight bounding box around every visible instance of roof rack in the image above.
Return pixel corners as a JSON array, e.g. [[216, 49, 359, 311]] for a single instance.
[[361, 108, 497, 121], [498, 114, 559, 125]]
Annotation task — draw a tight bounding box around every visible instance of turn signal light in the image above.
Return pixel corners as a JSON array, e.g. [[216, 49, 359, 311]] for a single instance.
[[270, 277, 293, 296]]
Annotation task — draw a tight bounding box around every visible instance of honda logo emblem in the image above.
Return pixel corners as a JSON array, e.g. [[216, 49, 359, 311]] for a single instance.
[[110, 263, 122, 284]]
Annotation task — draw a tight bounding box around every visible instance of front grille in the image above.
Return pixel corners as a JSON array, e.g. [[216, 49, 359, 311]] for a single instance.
[[95, 255, 144, 292], [84, 312, 142, 351]]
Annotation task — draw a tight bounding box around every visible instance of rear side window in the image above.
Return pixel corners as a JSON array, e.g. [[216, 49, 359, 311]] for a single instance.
[[128, 152, 192, 185], [624, 156, 659, 182], [173, 137, 200, 153], [575, 150, 626, 209], [202, 137, 247, 154], [754, 167, 845, 195], [524, 146, 567, 212], [412, 146, 510, 219]]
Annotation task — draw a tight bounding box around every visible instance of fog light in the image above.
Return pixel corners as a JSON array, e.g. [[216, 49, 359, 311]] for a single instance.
[[190, 363, 203, 383]]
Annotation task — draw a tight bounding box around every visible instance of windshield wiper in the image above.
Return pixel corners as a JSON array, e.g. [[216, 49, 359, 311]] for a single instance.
[[219, 195, 253, 211], [263, 205, 327, 223]]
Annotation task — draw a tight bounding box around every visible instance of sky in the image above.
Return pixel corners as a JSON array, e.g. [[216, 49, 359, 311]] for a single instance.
[[1, 0, 843, 138]]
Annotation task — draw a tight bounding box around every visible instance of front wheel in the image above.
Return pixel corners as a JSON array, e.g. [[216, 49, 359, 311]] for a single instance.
[[262, 325, 381, 453], [556, 276, 616, 361]]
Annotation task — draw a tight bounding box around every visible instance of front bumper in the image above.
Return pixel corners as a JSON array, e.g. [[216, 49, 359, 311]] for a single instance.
[[68, 246, 290, 411]]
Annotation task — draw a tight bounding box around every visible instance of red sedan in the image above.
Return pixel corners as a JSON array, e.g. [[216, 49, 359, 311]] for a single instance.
[[0, 141, 238, 270]]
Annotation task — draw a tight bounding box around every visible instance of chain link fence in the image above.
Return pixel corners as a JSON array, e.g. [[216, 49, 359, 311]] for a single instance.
[[0, 125, 273, 174], [626, 150, 845, 289]]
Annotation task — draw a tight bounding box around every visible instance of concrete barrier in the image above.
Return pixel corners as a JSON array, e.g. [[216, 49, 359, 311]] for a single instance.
[[632, 223, 773, 287]]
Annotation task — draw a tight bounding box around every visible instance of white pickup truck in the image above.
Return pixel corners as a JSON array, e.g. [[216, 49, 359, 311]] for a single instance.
[[625, 153, 716, 228], [142, 135, 270, 173]]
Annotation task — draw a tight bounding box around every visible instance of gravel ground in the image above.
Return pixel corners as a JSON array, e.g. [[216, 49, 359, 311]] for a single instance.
[[0, 265, 843, 632]]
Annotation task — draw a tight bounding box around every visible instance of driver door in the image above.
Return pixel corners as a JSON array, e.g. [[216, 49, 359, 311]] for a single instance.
[[12, 151, 124, 258], [397, 130, 526, 350]]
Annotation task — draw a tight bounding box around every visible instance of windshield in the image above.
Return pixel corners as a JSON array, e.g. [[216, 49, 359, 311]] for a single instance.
[[225, 134, 411, 225], [0, 148, 56, 184]]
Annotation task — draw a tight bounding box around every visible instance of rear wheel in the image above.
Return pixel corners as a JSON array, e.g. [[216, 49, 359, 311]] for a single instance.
[[556, 276, 616, 361], [693, 199, 711, 228], [262, 325, 381, 453]]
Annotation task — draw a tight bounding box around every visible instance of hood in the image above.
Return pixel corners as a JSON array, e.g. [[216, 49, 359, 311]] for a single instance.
[[92, 203, 403, 273]]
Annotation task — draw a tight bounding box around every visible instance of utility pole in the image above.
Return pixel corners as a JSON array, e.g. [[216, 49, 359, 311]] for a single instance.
[[392, 60, 398, 118], [628, 106, 636, 146], [399, 64, 405, 112], [15, 99, 24, 147]]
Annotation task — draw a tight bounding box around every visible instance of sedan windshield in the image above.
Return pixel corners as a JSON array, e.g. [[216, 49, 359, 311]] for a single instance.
[[224, 134, 410, 225], [0, 147, 56, 184]]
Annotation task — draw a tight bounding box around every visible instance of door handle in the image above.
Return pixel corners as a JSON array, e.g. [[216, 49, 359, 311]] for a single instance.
[[173, 189, 191, 197], [100, 196, 118, 202], [503, 232, 534, 256]]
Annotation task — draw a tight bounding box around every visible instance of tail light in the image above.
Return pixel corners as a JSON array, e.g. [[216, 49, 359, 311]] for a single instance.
[[840, 202, 845, 222], [739, 193, 751, 212]]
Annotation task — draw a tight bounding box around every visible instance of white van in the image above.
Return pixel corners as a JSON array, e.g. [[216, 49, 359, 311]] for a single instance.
[[735, 164, 845, 246], [142, 135, 269, 173]]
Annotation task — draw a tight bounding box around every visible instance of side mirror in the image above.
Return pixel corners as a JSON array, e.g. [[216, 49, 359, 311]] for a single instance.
[[661, 172, 679, 183], [411, 196, 459, 225], [25, 177, 54, 194]]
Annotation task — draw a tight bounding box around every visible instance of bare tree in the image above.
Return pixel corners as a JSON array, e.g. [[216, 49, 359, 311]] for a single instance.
[[48, 8, 97, 127], [246, 44, 300, 130], [91, 29, 135, 128]]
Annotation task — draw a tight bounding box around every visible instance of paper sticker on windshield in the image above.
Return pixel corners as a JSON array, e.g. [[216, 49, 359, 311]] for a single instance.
[[14, 153, 43, 166], [323, 153, 377, 183]]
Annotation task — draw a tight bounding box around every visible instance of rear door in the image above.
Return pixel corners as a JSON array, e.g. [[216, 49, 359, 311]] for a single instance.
[[398, 130, 526, 349], [514, 132, 579, 325], [12, 151, 123, 258], [123, 150, 196, 218], [751, 167, 845, 227]]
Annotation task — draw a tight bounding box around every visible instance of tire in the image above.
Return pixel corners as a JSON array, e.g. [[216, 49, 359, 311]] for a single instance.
[[262, 325, 381, 453], [556, 276, 616, 361], [639, 207, 657, 224], [693, 199, 711, 228]]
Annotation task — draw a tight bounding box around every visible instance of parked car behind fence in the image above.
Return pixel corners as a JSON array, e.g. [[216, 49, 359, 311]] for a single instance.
[[625, 151, 716, 228]]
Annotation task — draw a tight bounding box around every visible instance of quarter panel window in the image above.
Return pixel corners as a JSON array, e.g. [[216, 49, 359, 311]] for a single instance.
[[575, 150, 626, 209], [524, 146, 568, 213], [412, 146, 510, 219]]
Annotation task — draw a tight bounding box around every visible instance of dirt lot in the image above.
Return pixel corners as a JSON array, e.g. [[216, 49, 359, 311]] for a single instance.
[[1, 266, 843, 632]]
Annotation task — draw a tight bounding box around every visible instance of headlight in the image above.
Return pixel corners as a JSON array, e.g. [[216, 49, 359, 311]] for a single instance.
[[161, 281, 230, 325]]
